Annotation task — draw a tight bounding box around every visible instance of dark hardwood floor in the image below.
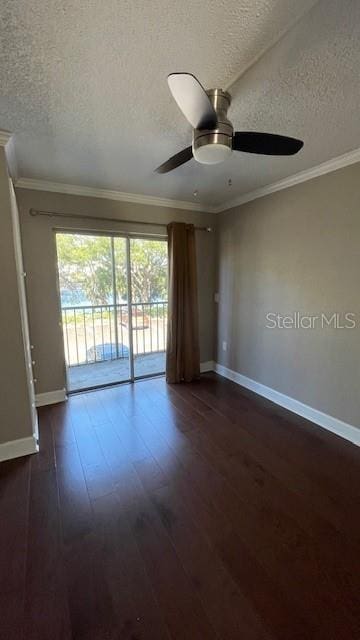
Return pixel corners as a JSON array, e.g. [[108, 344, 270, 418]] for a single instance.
[[1, 373, 359, 640]]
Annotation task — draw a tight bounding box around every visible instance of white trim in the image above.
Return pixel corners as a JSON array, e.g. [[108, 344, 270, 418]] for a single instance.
[[215, 147, 360, 212], [0, 435, 38, 462], [0, 129, 13, 147], [0, 130, 17, 178], [200, 360, 215, 373], [11, 145, 360, 214], [14, 177, 214, 213], [35, 388, 67, 407], [6, 142, 18, 180], [214, 363, 360, 447]]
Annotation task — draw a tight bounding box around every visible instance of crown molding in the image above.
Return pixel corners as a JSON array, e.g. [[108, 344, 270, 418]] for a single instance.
[[12, 146, 360, 215], [0, 130, 18, 179], [215, 147, 360, 213], [0, 129, 13, 147], [14, 177, 215, 213]]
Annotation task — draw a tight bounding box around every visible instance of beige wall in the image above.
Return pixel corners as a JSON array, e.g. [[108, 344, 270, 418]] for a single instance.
[[217, 163, 360, 428], [16, 188, 217, 395], [0, 150, 34, 444]]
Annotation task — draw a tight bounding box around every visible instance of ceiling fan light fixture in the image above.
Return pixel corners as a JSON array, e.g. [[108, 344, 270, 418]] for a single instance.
[[154, 73, 304, 174], [193, 133, 232, 165]]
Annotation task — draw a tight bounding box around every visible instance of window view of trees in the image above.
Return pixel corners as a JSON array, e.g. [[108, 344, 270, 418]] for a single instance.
[[127, 238, 168, 303], [57, 233, 168, 375], [57, 234, 112, 305], [56, 233, 168, 306]]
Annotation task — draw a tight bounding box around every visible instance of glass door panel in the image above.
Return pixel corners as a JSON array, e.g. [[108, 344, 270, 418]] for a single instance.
[[57, 232, 168, 391], [130, 238, 168, 378], [57, 233, 131, 391]]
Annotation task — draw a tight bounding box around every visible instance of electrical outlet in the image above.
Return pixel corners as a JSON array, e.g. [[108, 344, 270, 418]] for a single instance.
[[222, 341, 227, 352]]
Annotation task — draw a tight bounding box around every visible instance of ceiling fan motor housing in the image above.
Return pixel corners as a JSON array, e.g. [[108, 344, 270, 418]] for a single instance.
[[193, 89, 233, 164]]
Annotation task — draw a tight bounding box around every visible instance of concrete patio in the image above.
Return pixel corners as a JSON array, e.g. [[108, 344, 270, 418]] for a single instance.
[[67, 351, 165, 391]]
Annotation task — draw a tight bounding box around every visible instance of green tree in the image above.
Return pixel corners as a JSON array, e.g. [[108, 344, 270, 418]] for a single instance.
[[128, 239, 167, 302], [57, 234, 113, 305], [57, 233, 167, 306]]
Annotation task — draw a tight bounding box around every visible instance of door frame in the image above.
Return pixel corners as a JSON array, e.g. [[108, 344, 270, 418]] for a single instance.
[[54, 228, 168, 393]]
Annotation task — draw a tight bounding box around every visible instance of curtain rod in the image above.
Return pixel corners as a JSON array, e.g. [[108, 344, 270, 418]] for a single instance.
[[29, 208, 212, 232]]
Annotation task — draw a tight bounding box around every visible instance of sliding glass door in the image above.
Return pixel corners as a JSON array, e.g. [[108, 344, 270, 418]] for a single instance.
[[56, 232, 167, 392], [129, 238, 168, 378]]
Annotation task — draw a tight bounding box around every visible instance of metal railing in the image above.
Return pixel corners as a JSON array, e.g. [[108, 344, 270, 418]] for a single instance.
[[61, 301, 167, 367]]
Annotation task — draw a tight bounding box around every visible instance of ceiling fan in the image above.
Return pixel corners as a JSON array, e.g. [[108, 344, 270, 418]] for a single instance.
[[155, 73, 303, 173]]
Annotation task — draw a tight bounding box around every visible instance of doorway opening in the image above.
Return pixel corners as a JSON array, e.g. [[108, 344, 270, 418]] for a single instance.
[[55, 232, 168, 392]]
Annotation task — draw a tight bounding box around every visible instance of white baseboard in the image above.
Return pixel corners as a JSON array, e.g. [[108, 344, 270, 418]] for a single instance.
[[0, 434, 39, 462], [200, 360, 215, 373], [36, 372, 216, 404], [214, 363, 360, 447], [35, 388, 67, 407]]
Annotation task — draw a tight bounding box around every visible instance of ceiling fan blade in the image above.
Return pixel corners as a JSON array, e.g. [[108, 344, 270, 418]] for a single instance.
[[155, 146, 193, 174], [233, 132, 303, 156], [168, 73, 218, 130]]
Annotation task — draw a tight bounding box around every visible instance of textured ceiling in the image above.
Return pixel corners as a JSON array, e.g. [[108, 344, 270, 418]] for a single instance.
[[1, 0, 359, 208]]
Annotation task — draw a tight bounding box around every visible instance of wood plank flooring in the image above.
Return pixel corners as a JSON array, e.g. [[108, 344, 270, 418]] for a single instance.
[[0, 373, 359, 640]]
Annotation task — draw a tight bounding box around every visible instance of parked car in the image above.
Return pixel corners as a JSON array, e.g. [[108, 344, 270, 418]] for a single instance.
[[86, 342, 129, 362]]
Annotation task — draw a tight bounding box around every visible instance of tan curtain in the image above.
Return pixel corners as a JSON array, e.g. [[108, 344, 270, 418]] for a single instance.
[[166, 222, 200, 383]]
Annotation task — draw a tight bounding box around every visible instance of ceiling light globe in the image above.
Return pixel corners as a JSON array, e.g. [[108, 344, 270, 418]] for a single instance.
[[193, 133, 232, 165], [193, 143, 232, 165]]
